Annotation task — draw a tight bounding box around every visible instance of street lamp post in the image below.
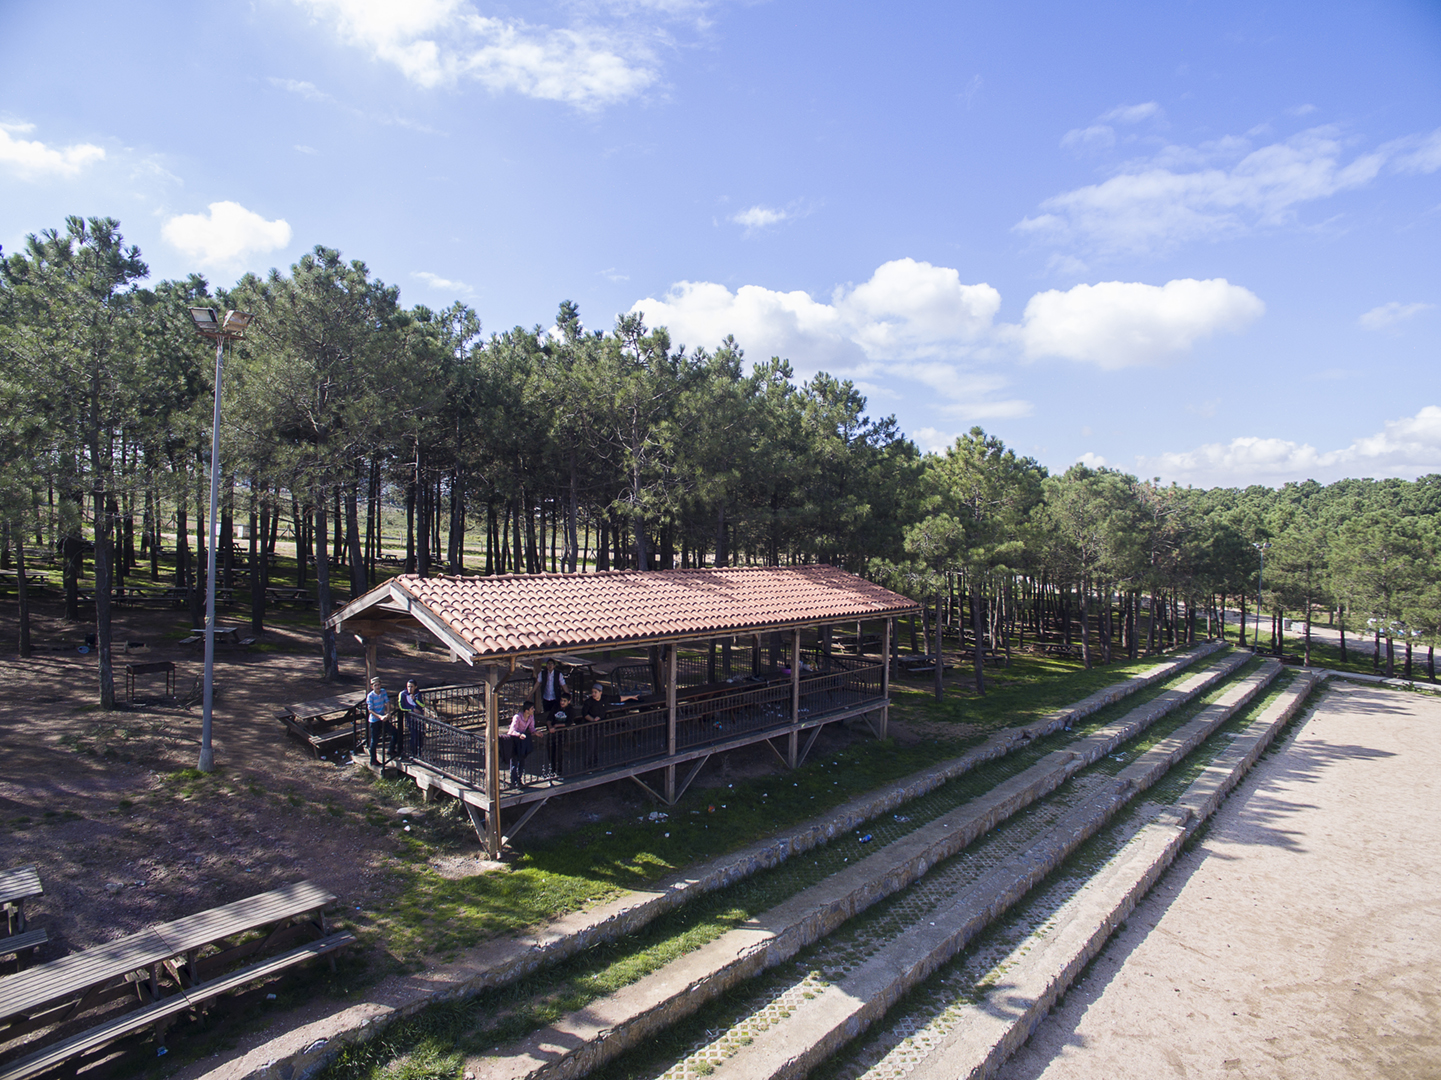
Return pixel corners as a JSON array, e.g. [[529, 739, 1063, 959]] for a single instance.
[[187, 307, 254, 773], [1252, 541, 1271, 654]]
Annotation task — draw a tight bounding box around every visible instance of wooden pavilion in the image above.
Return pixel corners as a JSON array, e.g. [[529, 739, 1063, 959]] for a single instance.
[[328, 565, 919, 856]]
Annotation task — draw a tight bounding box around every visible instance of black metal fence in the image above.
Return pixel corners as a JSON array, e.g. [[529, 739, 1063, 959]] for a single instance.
[[399, 654, 886, 790]]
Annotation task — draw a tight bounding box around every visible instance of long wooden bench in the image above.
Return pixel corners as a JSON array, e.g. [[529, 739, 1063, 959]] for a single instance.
[[0, 933, 354, 1080], [0, 929, 46, 970]]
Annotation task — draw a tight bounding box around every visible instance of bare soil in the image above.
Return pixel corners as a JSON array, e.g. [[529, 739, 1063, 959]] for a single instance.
[[998, 680, 1441, 1080], [0, 598, 878, 966]]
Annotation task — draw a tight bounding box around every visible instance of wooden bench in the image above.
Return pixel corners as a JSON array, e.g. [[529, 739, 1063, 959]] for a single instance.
[[0, 882, 347, 1076], [0, 933, 353, 1080], [278, 695, 365, 758], [0, 866, 42, 936], [0, 928, 47, 969]]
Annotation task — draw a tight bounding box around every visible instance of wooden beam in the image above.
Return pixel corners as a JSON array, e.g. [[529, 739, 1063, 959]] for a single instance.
[[485, 677, 501, 859], [789, 628, 801, 768], [362, 638, 377, 689], [881, 618, 891, 740], [345, 617, 420, 638], [666, 644, 678, 803]]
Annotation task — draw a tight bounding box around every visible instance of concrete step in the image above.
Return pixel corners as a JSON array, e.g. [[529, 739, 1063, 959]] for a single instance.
[[207, 645, 1225, 1080], [824, 669, 1318, 1080], [638, 660, 1283, 1080], [467, 651, 1252, 1080]]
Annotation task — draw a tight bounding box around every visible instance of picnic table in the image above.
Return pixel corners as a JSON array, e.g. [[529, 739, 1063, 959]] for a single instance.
[[278, 694, 366, 758], [178, 625, 243, 647], [0, 881, 352, 1080], [265, 586, 313, 604], [0, 867, 42, 937], [123, 661, 176, 704]]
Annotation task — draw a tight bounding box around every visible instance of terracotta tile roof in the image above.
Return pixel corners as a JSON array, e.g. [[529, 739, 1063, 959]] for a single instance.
[[348, 566, 918, 660]]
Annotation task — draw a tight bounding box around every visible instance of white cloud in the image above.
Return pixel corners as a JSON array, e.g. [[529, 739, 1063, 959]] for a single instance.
[[293, 0, 660, 108], [1390, 128, 1441, 175], [0, 120, 105, 179], [1077, 452, 1108, 468], [294, 144, 319, 154], [1061, 125, 1115, 152], [161, 202, 292, 269], [1061, 103, 1161, 153], [1101, 102, 1161, 125], [1358, 301, 1433, 331], [913, 427, 961, 454], [1013, 278, 1264, 369], [269, 77, 336, 103], [629, 258, 1022, 416], [1138, 405, 1441, 486], [1019, 125, 1406, 254], [411, 270, 473, 295], [732, 205, 790, 230]]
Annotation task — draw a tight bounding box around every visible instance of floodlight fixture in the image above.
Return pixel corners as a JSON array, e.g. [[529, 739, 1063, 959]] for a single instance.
[[221, 310, 254, 336], [189, 307, 222, 335]]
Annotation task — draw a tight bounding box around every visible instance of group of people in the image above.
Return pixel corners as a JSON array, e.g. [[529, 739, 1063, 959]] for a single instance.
[[506, 659, 639, 787], [364, 676, 425, 766], [363, 659, 637, 787]]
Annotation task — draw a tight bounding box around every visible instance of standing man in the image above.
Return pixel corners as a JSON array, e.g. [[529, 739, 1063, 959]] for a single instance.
[[366, 676, 389, 766], [397, 678, 424, 759], [536, 659, 568, 717]]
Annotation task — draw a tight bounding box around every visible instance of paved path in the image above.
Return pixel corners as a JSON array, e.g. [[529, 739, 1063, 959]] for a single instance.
[[997, 680, 1441, 1080]]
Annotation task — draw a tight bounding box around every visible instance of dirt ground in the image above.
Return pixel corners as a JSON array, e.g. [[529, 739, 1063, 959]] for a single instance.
[[0, 598, 880, 966], [998, 680, 1441, 1080]]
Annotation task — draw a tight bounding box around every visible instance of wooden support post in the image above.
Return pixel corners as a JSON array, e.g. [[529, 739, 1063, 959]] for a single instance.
[[484, 671, 502, 859], [665, 644, 678, 803], [880, 618, 891, 740], [789, 628, 801, 768], [363, 637, 377, 688]]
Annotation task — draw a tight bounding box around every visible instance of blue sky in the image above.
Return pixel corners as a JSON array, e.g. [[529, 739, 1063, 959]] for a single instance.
[[2, 0, 1439, 488]]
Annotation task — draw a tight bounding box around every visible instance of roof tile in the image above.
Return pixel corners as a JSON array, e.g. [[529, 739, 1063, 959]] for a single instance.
[[354, 565, 917, 660]]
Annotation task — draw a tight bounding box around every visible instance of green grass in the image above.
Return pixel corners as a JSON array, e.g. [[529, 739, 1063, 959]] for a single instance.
[[315, 651, 1235, 1080], [369, 646, 1222, 963]]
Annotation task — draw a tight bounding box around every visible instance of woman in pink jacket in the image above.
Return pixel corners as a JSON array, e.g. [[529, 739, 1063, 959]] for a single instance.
[[507, 700, 537, 787]]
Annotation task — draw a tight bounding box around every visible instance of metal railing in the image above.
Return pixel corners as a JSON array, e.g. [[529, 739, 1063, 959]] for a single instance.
[[401, 712, 485, 788], [676, 679, 795, 749], [403, 656, 887, 790]]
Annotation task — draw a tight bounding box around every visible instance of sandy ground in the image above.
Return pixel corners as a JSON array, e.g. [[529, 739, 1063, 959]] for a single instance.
[[997, 680, 1441, 1080]]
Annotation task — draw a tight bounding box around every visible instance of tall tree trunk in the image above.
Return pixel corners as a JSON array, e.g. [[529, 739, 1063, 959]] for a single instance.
[[15, 527, 31, 658], [92, 482, 115, 709], [715, 503, 728, 567], [221, 483, 234, 591], [1338, 604, 1346, 662], [293, 495, 308, 589], [405, 479, 417, 574], [567, 453, 580, 572], [514, 496, 525, 575], [249, 488, 265, 634], [1078, 579, 1092, 669], [970, 581, 986, 694], [933, 589, 944, 700], [314, 496, 338, 680], [596, 513, 610, 571], [345, 482, 366, 597], [1303, 587, 1312, 667]]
